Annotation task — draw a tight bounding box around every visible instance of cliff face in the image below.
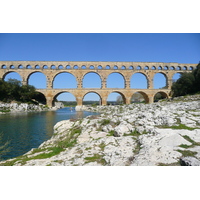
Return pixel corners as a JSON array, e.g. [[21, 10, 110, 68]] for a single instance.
[[1, 95, 200, 166]]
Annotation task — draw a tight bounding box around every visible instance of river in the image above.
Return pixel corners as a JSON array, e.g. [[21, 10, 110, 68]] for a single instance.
[[0, 107, 99, 161]]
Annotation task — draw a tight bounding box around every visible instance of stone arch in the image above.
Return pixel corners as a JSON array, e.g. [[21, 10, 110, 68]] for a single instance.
[[130, 72, 148, 89], [10, 65, 15, 69], [73, 65, 78, 69], [3, 71, 22, 82], [136, 66, 141, 70], [172, 72, 182, 83], [113, 65, 118, 70], [26, 65, 32, 69], [89, 65, 95, 69], [153, 72, 168, 89], [107, 91, 126, 105], [129, 66, 134, 70], [176, 66, 181, 70], [27, 71, 47, 89], [82, 91, 102, 105], [121, 65, 126, 70], [107, 72, 125, 88], [98, 65, 102, 69], [1, 64, 7, 69], [35, 65, 40, 69], [170, 66, 175, 70], [82, 72, 102, 88], [18, 64, 24, 69], [53, 72, 77, 89], [66, 65, 71, 69], [183, 66, 187, 70], [53, 91, 77, 107], [33, 91, 47, 105], [154, 91, 169, 102], [131, 91, 149, 104], [106, 65, 111, 69], [50, 65, 56, 69], [58, 65, 64, 69], [144, 66, 149, 70], [151, 66, 156, 70]]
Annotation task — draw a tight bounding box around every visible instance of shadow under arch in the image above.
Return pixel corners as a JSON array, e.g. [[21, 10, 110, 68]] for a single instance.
[[27, 71, 47, 89], [32, 91, 47, 105], [154, 91, 169, 102], [82, 72, 102, 88], [107, 91, 126, 105], [53, 72, 77, 89], [131, 91, 149, 104], [82, 91, 102, 105]]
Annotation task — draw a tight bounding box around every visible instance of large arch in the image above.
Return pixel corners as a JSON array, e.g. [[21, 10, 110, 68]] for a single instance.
[[82, 72, 102, 88], [82, 92, 102, 105], [154, 91, 168, 102], [107, 72, 125, 88], [3, 71, 22, 82], [172, 72, 182, 83], [130, 72, 148, 89], [107, 91, 126, 105], [28, 72, 47, 89], [32, 91, 47, 105], [153, 72, 168, 89], [131, 91, 149, 103], [53, 72, 77, 89], [53, 92, 77, 107]]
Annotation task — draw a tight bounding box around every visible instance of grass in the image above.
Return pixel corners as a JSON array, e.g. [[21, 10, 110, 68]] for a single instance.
[[177, 149, 198, 157], [178, 135, 200, 149], [84, 154, 106, 165], [159, 124, 196, 130], [100, 119, 111, 126]]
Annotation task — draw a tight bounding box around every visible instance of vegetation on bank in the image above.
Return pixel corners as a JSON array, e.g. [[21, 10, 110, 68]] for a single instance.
[[172, 63, 200, 97], [0, 78, 45, 104]]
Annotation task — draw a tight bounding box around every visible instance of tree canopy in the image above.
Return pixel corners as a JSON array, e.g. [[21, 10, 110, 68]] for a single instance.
[[172, 63, 200, 97]]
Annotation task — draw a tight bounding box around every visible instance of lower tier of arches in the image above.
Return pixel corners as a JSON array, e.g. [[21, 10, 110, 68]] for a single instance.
[[36, 89, 171, 107]]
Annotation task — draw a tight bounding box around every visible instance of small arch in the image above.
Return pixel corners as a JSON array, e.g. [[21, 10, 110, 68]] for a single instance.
[[51, 65, 56, 69], [66, 65, 71, 69], [189, 66, 193, 70], [106, 65, 110, 69], [183, 66, 187, 70], [107, 72, 125, 88], [144, 66, 149, 70], [81, 65, 86, 69], [43, 65, 48, 69], [170, 66, 175, 70], [164, 66, 168, 70], [89, 65, 95, 69], [158, 66, 162, 70], [58, 65, 64, 69], [18, 65, 24, 69], [131, 92, 149, 104], [154, 92, 168, 102], [73, 65, 78, 69], [83, 92, 102, 106], [136, 66, 141, 70], [176, 66, 181, 70], [151, 66, 156, 70], [1, 65, 7, 69], [113, 65, 118, 69], [107, 92, 126, 105], [26, 65, 32, 69], [35, 65, 40, 69], [10, 65, 15, 69], [82, 72, 102, 88], [129, 66, 134, 70], [98, 65, 102, 69], [121, 65, 126, 70]]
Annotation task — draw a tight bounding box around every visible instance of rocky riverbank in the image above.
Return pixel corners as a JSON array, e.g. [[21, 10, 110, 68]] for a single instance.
[[0, 102, 64, 114], [1, 95, 200, 166]]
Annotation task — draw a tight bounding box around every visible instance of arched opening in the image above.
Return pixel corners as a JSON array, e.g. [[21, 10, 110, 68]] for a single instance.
[[66, 65, 71, 69], [172, 72, 182, 83], [154, 92, 168, 102], [183, 66, 187, 70], [189, 66, 193, 71], [82, 72, 101, 88], [152, 66, 156, 70], [114, 65, 118, 69], [51, 65, 56, 69], [136, 66, 141, 70], [35, 65, 40, 69], [107, 92, 126, 105], [1, 65, 7, 69], [3, 72, 22, 82], [54, 92, 77, 107], [32, 92, 47, 105], [107, 73, 125, 88], [10, 65, 15, 69], [158, 66, 162, 70], [176, 66, 181, 70], [53, 72, 77, 89], [89, 65, 94, 69], [83, 92, 101, 106], [43, 65, 48, 69], [73, 65, 78, 69], [131, 92, 149, 103], [121, 66, 126, 70], [98, 65, 102, 69], [170, 66, 175, 70], [58, 65, 63, 69], [81, 65, 86, 69], [28, 72, 47, 89], [144, 66, 149, 70], [26, 65, 32, 69], [18, 65, 24, 69], [164, 66, 168, 70], [129, 66, 134, 70], [153, 73, 167, 89], [106, 65, 110, 69], [130, 73, 148, 89]]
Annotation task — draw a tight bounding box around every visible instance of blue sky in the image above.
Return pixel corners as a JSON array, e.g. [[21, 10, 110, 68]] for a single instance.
[[1, 33, 200, 101]]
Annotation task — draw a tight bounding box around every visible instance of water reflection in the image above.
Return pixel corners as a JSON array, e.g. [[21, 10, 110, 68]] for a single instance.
[[0, 107, 99, 161]]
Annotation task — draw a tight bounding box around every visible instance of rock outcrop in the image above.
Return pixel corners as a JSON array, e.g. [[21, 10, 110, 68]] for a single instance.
[[1, 95, 200, 166]]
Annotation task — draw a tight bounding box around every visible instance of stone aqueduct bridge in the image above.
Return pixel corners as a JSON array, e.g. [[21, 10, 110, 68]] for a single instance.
[[0, 61, 197, 107]]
